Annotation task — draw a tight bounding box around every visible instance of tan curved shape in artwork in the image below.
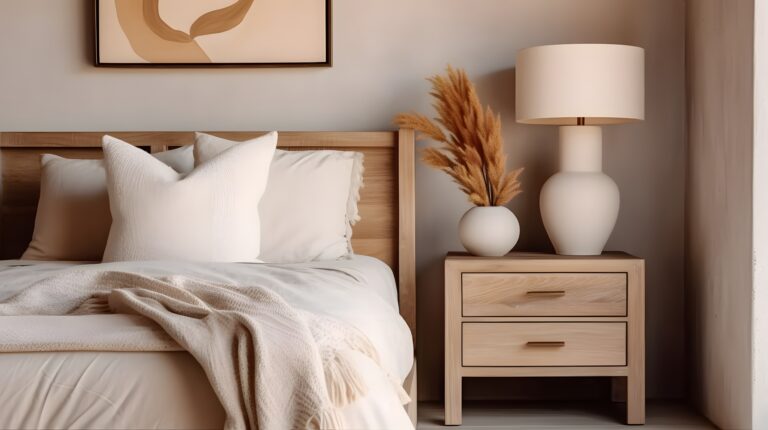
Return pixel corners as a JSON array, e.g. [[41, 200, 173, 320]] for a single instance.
[[115, 0, 210, 62], [142, 0, 191, 43], [115, 0, 255, 63], [189, 0, 254, 39]]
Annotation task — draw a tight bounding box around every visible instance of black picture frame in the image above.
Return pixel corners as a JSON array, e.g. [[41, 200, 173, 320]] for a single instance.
[[94, 0, 332, 68]]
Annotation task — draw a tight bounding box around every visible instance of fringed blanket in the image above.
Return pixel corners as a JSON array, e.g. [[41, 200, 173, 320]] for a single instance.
[[0, 271, 405, 430]]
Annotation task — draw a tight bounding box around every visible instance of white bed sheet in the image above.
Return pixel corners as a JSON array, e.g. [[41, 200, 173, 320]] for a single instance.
[[0, 256, 414, 430]]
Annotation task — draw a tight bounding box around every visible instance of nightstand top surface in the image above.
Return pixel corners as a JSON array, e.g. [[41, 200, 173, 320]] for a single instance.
[[446, 251, 641, 261]]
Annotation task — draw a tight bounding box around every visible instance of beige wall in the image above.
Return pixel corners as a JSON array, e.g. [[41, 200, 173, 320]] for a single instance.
[[0, 0, 686, 400], [686, 1, 755, 428]]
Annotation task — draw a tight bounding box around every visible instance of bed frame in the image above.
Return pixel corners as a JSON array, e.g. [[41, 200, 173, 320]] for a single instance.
[[0, 129, 418, 424]]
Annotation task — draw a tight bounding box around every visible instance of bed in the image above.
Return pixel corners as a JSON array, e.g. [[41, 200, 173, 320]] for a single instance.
[[0, 130, 417, 429]]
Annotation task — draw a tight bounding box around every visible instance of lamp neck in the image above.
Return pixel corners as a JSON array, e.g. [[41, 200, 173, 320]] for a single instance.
[[558, 125, 603, 172]]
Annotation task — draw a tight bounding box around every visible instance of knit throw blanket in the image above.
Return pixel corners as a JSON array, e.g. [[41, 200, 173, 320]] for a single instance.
[[0, 271, 401, 430]]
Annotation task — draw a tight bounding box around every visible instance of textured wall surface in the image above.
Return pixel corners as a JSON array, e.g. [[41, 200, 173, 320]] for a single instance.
[[686, 0, 755, 428], [0, 0, 686, 400]]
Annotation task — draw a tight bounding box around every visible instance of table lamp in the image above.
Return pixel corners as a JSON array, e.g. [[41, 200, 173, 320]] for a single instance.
[[515, 43, 645, 255]]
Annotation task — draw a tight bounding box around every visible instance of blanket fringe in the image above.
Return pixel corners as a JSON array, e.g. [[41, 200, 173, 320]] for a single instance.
[[69, 295, 110, 315], [338, 326, 411, 405], [389, 374, 412, 405], [324, 349, 411, 408], [323, 349, 368, 407]]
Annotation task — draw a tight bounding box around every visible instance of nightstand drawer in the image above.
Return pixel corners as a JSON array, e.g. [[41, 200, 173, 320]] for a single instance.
[[462, 322, 626, 367], [462, 273, 626, 316]]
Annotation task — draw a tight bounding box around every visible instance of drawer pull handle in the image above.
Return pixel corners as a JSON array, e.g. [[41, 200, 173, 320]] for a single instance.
[[526, 341, 566, 347], [525, 290, 566, 297]]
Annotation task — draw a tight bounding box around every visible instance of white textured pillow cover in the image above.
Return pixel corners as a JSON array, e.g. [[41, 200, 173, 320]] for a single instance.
[[22, 146, 194, 261], [102, 133, 277, 263], [194, 133, 364, 263]]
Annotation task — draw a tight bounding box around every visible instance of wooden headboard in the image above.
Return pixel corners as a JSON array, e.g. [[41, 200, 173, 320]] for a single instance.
[[0, 130, 416, 338]]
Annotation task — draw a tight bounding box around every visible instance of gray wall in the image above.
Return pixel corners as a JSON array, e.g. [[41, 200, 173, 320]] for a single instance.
[[0, 0, 687, 400], [686, 0, 755, 428]]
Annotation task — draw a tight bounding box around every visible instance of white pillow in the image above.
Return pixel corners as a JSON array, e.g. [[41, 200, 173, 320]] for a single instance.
[[194, 133, 364, 263], [102, 132, 277, 263], [22, 146, 194, 261]]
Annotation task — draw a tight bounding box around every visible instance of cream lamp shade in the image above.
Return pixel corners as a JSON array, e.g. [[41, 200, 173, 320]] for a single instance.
[[515, 44, 645, 125]]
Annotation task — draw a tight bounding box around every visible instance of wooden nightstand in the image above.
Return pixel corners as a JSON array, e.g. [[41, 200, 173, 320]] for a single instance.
[[444, 252, 645, 425]]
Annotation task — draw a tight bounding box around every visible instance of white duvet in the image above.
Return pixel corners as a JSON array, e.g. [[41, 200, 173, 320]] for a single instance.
[[0, 256, 414, 430]]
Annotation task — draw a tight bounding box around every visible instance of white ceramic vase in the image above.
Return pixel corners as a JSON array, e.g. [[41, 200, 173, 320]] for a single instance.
[[459, 206, 520, 256]]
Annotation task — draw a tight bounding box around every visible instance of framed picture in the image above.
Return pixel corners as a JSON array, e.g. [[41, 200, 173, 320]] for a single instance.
[[95, 0, 331, 67]]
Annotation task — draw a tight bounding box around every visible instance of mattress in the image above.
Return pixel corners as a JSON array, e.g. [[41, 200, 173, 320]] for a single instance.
[[0, 256, 414, 430]]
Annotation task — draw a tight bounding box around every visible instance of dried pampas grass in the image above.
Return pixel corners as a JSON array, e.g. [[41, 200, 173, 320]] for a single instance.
[[395, 66, 523, 206]]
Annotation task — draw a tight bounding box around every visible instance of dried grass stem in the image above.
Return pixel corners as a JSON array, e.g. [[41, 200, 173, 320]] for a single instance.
[[395, 66, 523, 206]]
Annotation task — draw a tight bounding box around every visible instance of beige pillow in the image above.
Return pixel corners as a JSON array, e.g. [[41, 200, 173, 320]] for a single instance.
[[22, 146, 193, 261], [102, 133, 277, 263], [194, 133, 364, 263]]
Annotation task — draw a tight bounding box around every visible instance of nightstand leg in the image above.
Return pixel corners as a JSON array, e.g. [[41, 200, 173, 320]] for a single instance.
[[627, 371, 645, 424], [445, 374, 462, 425]]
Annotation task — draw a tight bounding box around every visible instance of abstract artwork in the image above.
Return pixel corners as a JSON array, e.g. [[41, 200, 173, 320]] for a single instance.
[[95, 0, 331, 66]]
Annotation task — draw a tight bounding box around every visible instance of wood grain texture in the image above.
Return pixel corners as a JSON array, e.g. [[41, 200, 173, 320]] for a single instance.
[[462, 322, 626, 367], [686, 3, 755, 428], [398, 129, 416, 342], [460, 366, 628, 377], [0, 131, 397, 148], [444, 252, 645, 425], [626, 259, 645, 424], [445, 258, 463, 425], [462, 273, 627, 317]]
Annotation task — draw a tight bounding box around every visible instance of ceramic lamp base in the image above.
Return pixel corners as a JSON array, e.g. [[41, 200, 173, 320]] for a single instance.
[[540, 126, 619, 255]]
